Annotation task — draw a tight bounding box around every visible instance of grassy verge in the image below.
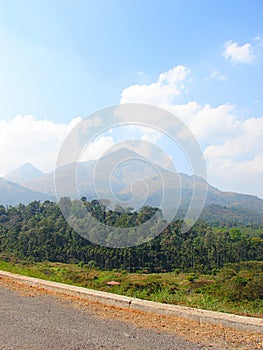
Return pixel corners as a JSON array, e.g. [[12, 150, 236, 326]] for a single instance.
[[0, 259, 262, 318]]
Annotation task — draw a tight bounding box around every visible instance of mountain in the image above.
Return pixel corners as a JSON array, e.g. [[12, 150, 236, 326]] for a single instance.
[[0, 178, 54, 206], [2, 148, 263, 224], [199, 204, 263, 226], [4, 163, 44, 184]]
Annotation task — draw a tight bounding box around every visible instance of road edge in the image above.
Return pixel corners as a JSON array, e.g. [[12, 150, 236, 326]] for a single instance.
[[0, 269, 262, 333]]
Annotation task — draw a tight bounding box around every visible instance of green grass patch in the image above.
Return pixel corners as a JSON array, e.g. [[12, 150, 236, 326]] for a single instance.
[[0, 259, 262, 317]]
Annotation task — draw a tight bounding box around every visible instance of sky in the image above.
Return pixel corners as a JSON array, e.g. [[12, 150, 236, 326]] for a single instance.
[[0, 0, 262, 198]]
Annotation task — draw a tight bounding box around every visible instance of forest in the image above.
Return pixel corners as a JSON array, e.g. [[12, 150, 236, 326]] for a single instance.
[[0, 199, 263, 316], [0, 199, 262, 273]]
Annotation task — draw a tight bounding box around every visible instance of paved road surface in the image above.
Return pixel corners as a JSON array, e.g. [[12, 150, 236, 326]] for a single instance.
[[0, 285, 201, 350]]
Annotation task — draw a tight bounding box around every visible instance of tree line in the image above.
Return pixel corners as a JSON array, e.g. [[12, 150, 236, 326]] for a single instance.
[[0, 199, 262, 272]]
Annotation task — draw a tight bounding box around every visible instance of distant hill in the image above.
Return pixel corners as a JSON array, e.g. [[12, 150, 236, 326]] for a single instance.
[[1, 148, 262, 225], [0, 178, 54, 206], [199, 204, 263, 226], [4, 163, 44, 184]]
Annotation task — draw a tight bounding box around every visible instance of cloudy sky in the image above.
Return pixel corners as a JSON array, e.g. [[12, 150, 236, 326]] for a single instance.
[[0, 0, 262, 198]]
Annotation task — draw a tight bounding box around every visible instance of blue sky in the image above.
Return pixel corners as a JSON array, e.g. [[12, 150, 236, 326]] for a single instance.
[[0, 0, 262, 120], [0, 0, 262, 197]]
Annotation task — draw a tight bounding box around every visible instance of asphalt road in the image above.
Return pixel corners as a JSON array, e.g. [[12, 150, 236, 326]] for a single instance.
[[0, 285, 201, 350]]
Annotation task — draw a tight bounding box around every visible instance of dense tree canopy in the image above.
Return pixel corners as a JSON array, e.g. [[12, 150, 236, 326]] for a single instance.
[[0, 200, 262, 272]]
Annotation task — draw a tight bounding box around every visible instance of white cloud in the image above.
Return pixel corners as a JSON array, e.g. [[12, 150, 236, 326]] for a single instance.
[[204, 117, 263, 158], [141, 132, 162, 144], [0, 115, 81, 176], [207, 69, 227, 81], [80, 136, 115, 162], [204, 116, 263, 196], [186, 103, 238, 144], [121, 65, 190, 105], [223, 40, 255, 63], [119, 66, 263, 197], [205, 152, 263, 197]]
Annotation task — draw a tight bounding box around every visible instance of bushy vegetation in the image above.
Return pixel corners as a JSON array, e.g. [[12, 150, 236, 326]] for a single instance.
[[0, 259, 262, 316]]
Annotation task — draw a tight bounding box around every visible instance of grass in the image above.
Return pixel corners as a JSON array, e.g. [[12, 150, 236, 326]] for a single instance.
[[0, 259, 262, 317]]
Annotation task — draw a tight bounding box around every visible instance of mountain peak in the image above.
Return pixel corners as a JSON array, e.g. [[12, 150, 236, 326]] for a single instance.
[[103, 147, 145, 159], [20, 162, 39, 170], [4, 163, 44, 184]]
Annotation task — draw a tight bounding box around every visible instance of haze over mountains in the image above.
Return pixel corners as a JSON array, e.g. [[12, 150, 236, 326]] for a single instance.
[[5, 162, 44, 184], [0, 178, 54, 206], [2, 148, 263, 224]]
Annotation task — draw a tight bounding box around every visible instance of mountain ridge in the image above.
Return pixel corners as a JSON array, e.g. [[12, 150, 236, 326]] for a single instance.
[[4, 162, 44, 184], [2, 149, 263, 220], [0, 177, 55, 206]]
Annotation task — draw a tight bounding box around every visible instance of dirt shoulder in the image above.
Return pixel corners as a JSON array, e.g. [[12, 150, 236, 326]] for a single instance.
[[0, 275, 262, 350]]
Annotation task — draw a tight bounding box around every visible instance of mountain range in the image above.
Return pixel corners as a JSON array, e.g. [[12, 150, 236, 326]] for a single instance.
[[0, 177, 54, 206], [2, 148, 263, 225]]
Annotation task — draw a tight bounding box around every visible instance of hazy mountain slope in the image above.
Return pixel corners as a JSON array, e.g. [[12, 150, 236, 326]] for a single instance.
[[2, 148, 263, 217], [199, 204, 263, 226], [0, 178, 54, 206], [4, 163, 44, 184]]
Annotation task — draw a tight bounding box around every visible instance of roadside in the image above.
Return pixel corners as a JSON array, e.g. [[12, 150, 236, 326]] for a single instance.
[[0, 274, 262, 349]]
